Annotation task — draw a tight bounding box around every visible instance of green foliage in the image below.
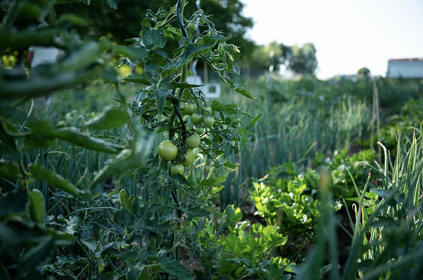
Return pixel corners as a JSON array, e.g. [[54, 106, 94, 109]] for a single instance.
[[361, 97, 423, 153], [399, 97, 423, 125], [218, 84, 373, 208], [251, 75, 422, 112], [183, 205, 291, 280], [288, 43, 318, 75], [357, 67, 371, 80], [0, 0, 258, 278], [273, 125, 423, 279], [313, 149, 378, 198], [52, 0, 255, 60], [251, 173, 320, 261], [0, 1, 125, 275], [0, 191, 75, 278], [2, 0, 422, 279], [340, 131, 423, 279], [28, 188, 45, 222], [251, 150, 377, 260], [247, 42, 318, 76]]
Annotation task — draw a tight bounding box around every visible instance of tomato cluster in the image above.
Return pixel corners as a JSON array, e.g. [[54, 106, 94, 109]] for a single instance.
[[157, 100, 217, 177]]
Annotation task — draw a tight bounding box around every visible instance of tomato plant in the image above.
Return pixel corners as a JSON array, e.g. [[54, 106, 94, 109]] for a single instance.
[[0, 0, 261, 278], [115, 1, 262, 277]]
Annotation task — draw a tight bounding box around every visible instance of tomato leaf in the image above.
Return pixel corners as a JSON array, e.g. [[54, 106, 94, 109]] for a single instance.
[[245, 113, 262, 130], [29, 164, 92, 199], [104, 0, 116, 9], [123, 74, 151, 85], [113, 45, 149, 63], [163, 27, 182, 41], [155, 88, 170, 115], [90, 127, 151, 189], [172, 82, 204, 89], [28, 189, 45, 223], [161, 58, 190, 78], [27, 120, 53, 134], [214, 172, 228, 184], [0, 263, 9, 280], [145, 62, 159, 74], [25, 136, 56, 149], [36, 127, 122, 154], [27, 120, 123, 152], [82, 105, 129, 130], [100, 272, 115, 280], [179, 204, 210, 217], [0, 191, 28, 219], [0, 160, 20, 178], [142, 28, 167, 50], [158, 256, 195, 280], [200, 178, 216, 186], [0, 105, 27, 121], [0, 219, 75, 246], [19, 238, 56, 270]]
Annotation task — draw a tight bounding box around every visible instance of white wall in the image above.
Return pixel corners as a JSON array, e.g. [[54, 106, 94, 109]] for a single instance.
[[387, 60, 423, 78]]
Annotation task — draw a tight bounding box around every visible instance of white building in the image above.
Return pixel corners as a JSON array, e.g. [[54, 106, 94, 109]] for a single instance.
[[387, 58, 423, 78], [186, 75, 221, 100]]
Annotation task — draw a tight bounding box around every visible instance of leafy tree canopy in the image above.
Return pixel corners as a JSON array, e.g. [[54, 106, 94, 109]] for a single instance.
[[248, 42, 318, 76], [357, 67, 371, 79], [53, 0, 254, 60], [288, 43, 318, 76]]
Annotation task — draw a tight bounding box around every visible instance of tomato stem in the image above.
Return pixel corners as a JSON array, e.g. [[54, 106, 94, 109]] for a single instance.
[[170, 0, 189, 263], [169, 0, 190, 141], [176, 0, 188, 37]]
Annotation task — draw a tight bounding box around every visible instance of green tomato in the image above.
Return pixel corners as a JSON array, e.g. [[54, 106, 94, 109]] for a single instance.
[[178, 149, 196, 167], [204, 116, 215, 127], [199, 18, 206, 25], [158, 140, 178, 161], [184, 103, 197, 115], [195, 126, 205, 135], [185, 133, 201, 149], [203, 105, 212, 115], [187, 22, 198, 33], [170, 163, 184, 176], [191, 112, 202, 125]]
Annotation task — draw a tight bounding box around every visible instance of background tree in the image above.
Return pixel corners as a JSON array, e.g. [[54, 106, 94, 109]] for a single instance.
[[246, 42, 284, 77], [279, 43, 292, 69], [54, 1, 174, 44], [54, 0, 254, 58], [185, 0, 254, 65], [264, 41, 282, 72], [357, 67, 371, 80], [287, 43, 318, 76], [243, 42, 318, 78]]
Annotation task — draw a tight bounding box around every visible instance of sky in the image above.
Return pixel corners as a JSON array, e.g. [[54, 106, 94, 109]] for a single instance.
[[240, 0, 423, 79]]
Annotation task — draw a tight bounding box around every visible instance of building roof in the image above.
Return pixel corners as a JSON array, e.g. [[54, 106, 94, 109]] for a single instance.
[[388, 58, 423, 62]]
